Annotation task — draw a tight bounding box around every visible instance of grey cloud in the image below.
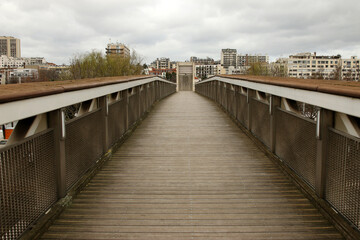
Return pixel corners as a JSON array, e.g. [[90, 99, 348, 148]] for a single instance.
[[0, 0, 359, 64]]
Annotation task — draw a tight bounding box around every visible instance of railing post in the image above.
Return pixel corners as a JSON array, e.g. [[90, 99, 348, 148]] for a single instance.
[[137, 86, 141, 118], [99, 96, 109, 153], [315, 108, 333, 198], [270, 95, 281, 153], [247, 89, 255, 130], [48, 109, 67, 198], [125, 89, 129, 131], [155, 81, 159, 100]]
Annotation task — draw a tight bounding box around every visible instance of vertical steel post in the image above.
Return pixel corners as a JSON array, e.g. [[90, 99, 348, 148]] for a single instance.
[[315, 108, 333, 198], [99, 96, 109, 153], [48, 109, 67, 198], [124, 89, 129, 131], [247, 89, 255, 130], [270, 95, 281, 153]]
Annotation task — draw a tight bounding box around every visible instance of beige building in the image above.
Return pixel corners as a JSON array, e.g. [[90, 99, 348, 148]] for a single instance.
[[287, 52, 341, 79], [106, 43, 130, 58], [0, 36, 21, 58], [341, 56, 359, 81]]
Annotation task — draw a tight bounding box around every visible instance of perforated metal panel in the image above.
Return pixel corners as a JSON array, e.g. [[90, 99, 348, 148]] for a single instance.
[[108, 99, 127, 147], [326, 128, 360, 230], [65, 109, 103, 190], [0, 130, 57, 240], [250, 98, 270, 147], [275, 108, 317, 188]]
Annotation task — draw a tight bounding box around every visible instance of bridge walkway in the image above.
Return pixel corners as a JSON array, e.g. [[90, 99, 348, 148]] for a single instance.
[[41, 91, 343, 239]]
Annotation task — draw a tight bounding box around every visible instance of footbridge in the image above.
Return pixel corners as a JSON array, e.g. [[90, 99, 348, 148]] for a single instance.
[[0, 75, 359, 239]]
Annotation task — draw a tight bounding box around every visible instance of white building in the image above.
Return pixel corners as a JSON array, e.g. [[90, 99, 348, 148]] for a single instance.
[[0, 72, 5, 85], [0, 55, 47, 68], [0, 55, 25, 68], [9, 68, 38, 83], [25, 57, 46, 66], [341, 56, 360, 81], [287, 52, 341, 79]]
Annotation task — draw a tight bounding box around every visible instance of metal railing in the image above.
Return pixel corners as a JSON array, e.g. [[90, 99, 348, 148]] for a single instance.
[[0, 76, 176, 239], [196, 76, 360, 238]]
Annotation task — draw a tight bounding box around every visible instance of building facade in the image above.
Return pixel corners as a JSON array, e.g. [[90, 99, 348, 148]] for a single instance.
[[155, 58, 171, 69], [287, 52, 341, 79], [221, 49, 237, 69], [195, 64, 220, 80], [190, 56, 217, 65], [0, 36, 21, 58], [106, 43, 130, 58], [341, 56, 360, 81], [237, 54, 269, 67], [148, 67, 176, 77]]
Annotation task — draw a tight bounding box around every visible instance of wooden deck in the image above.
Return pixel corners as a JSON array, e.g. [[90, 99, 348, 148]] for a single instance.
[[41, 91, 343, 240]]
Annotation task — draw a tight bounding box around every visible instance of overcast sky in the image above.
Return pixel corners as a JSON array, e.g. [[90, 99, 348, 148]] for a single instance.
[[1, 0, 360, 65]]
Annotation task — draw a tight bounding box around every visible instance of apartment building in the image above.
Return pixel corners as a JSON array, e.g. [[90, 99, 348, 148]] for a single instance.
[[287, 52, 341, 79], [0, 36, 21, 58], [221, 49, 237, 69], [106, 43, 130, 58], [190, 56, 217, 65], [152, 58, 171, 69], [0, 55, 47, 68], [195, 64, 220, 79], [0, 55, 25, 68], [237, 54, 269, 67], [341, 56, 359, 81]]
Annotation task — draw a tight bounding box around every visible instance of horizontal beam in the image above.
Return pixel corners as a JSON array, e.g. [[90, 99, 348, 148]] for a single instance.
[[197, 76, 360, 118], [0, 77, 175, 125]]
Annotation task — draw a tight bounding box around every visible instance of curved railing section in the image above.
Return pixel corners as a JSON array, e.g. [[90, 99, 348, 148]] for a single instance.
[[0, 76, 176, 240], [196, 75, 360, 239]]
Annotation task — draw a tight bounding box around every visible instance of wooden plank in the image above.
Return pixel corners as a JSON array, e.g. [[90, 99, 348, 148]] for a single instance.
[[41, 92, 343, 239]]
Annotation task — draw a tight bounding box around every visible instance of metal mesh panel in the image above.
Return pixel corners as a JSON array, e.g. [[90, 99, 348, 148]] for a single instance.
[[65, 109, 103, 190], [250, 98, 270, 147], [108, 99, 127, 147], [0, 130, 57, 240], [275, 108, 317, 188], [236, 93, 248, 127], [326, 128, 360, 230], [128, 92, 139, 127]]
